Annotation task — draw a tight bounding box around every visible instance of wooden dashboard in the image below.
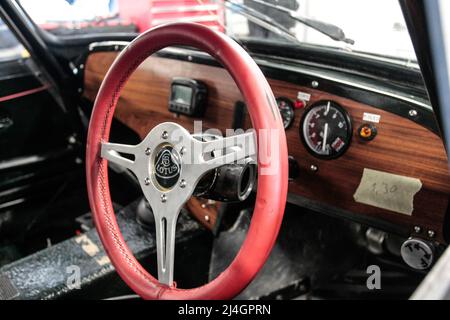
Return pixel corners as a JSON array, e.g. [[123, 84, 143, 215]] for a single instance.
[[83, 51, 450, 243]]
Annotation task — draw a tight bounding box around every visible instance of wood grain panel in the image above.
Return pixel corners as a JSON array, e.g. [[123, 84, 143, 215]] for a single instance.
[[185, 198, 221, 231], [84, 51, 450, 243], [271, 80, 450, 243], [84, 52, 243, 139]]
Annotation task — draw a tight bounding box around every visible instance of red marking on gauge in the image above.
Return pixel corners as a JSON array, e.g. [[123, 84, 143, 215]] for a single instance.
[[332, 137, 345, 152]]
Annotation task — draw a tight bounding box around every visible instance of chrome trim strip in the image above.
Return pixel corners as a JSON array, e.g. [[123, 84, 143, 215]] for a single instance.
[[160, 46, 432, 111], [257, 58, 432, 111], [88, 41, 129, 52], [86, 42, 432, 111]]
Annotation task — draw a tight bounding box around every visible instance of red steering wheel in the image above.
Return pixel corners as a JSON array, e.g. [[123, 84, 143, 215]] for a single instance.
[[86, 23, 288, 300]]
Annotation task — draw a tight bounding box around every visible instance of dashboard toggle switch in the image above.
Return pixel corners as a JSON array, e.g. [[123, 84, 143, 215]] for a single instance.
[[358, 123, 378, 141], [295, 99, 306, 109], [295, 91, 311, 109]]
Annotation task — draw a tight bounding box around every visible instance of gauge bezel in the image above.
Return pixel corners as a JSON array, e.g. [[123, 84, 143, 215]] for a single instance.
[[300, 100, 353, 160], [276, 97, 295, 129]]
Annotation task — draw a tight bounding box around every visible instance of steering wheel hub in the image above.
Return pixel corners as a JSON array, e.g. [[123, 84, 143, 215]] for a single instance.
[[153, 144, 181, 190]]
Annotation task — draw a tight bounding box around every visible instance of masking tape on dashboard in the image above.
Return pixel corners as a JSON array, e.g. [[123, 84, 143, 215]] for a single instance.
[[353, 169, 422, 216]]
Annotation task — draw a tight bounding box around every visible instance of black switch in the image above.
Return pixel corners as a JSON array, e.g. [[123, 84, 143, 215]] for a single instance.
[[288, 156, 300, 181]]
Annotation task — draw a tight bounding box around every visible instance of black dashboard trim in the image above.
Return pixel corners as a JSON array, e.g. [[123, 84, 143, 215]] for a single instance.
[[79, 41, 439, 135], [155, 47, 439, 136], [287, 193, 409, 239]]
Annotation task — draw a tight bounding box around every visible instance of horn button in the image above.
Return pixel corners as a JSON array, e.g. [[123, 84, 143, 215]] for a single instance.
[[152, 144, 181, 190]]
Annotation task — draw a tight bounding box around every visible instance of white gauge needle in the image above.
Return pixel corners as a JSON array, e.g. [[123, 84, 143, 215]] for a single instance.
[[324, 101, 331, 116], [322, 123, 329, 152]]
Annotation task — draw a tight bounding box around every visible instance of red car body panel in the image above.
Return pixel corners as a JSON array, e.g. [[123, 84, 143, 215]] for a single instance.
[[118, 0, 225, 32]]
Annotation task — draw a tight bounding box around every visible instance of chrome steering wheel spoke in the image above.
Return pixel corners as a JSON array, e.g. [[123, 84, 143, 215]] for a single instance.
[[188, 131, 257, 182], [147, 199, 185, 286], [101, 142, 138, 172], [100, 122, 257, 287]]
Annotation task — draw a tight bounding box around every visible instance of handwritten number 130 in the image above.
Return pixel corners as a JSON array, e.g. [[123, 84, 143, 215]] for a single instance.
[[372, 182, 398, 195]]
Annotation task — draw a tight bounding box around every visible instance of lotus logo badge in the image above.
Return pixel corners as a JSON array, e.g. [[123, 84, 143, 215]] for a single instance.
[[154, 146, 181, 189]]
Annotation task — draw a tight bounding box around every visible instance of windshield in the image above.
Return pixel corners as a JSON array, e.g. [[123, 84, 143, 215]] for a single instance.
[[227, 0, 417, 63], [0, 18, 26, 62], [19, 0, 417, 64]]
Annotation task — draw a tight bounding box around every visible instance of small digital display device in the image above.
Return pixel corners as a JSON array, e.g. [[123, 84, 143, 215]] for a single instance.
[[172, 85, 193, 106], [169, 78, 208, 116]]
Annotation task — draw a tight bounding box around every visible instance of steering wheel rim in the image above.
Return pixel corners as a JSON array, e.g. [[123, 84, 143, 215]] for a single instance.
[[86, 22, 288, 300]]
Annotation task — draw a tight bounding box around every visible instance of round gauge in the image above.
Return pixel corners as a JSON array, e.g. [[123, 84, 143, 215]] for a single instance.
[[300, 101, 352, 159], [276, 97, 295, 129]]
